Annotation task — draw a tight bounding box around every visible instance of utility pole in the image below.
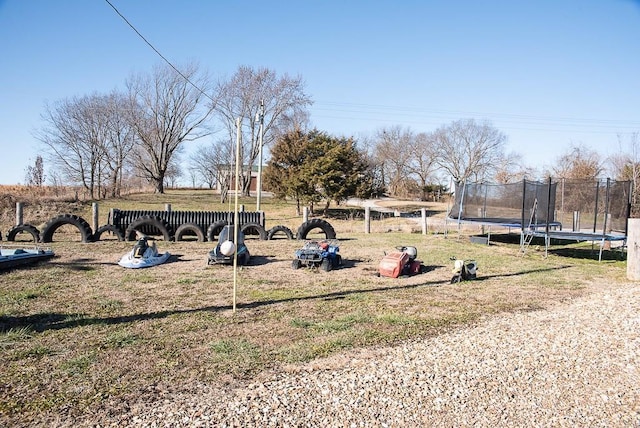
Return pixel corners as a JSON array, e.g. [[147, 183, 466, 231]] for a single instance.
[[233, 117, 242, 313], [256, 99, 265, 211]]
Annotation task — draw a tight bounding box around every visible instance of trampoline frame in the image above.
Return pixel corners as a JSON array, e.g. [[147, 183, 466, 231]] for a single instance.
[[448, 177, 632, 261]]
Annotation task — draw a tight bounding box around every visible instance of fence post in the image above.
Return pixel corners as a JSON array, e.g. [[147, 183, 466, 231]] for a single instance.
[[603, 213, 612, 250], [573, 211, 580, 232], [92, 202, 99, 233], [421, 208, 427, 235], [627, 218, 640, 280], [364, 206, 370, 234], [303, 207, 309, 223], [16, 202, 23, 226], [165, 203, 171, 212]]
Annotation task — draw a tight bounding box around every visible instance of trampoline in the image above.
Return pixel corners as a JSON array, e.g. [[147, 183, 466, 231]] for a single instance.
[[448, 178, 632, 260]]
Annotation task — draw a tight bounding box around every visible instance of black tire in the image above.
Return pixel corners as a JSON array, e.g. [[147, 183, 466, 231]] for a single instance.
[[238, 252, 250, 266], [41, 214, 93, 243], [240, 222, 267, 240], [296, 219, 336, 240], [174, 223, 205, 242], [93, 224, 125, 241], [320, 258, 332, 272], [332, 254, 342, 269], [6, 224, 41, 243], [124, 215, 173, 241], [267, 225, 294, 240], [206, 221, 230, 242], [292, 259, 302, 270]]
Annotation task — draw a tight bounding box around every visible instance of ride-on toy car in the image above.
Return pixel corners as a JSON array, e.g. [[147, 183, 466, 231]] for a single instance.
[[208, 224, 250, 265], [292, 240, 341, 271], [378, 246, 423, 278], [450, 257, 477, 283]]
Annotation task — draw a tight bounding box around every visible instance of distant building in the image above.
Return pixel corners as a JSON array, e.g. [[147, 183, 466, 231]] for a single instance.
[[218, 165, 261, 192]]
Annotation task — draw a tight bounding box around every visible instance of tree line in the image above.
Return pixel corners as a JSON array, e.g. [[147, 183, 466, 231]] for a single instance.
[[34, 63, 310, 199], [31, 62, 640, 206]]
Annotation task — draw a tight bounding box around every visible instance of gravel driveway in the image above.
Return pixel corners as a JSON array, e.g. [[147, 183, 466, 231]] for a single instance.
[[93, 282, 639, 427]]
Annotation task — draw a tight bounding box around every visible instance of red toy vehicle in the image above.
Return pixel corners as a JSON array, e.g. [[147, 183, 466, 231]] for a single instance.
[[378, 246, 423, 278]]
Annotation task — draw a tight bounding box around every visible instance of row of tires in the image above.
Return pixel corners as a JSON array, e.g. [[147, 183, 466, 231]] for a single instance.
[[2, 214, 337, 243]]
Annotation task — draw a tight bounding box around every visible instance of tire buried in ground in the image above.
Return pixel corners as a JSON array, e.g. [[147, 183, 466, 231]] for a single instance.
[[6, 224, 41, 243], [124, 215, 173, 241], [41, 214, 93, 243], [174, 223, 205, 242], [206, 220, 230, 242], [296, 219, 336, 240], [267, 225, 294, 240], [93, 224, 125, 241], [240, 222, 267, 240]]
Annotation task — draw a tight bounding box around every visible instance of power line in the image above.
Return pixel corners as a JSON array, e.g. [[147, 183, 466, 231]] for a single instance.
[[103, 0, 638, 137], [314, 101, 640, 124], [104, 0, 215, 104], [311, 101, 640, 134]]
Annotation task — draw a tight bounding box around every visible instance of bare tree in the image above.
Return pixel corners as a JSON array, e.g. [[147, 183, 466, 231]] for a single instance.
[[434, 118, 507, 183], [189, 142, 221, 189], [189, 138, 236, 202], [100, 91, 137, 197], [610, 132, 640, 204], [37, 94, 109, 198], [373, 126, 414, 196], [357, 134, 386, 197], [127, 62, 215, 193], [24, 155, 45, 187], [213, 139, 237, 203], [552, 143, 604, 180], [493, 152, 537, 184], [163, 157, 183, 189], [214, 65, 312, 196], [408, 132, 439, 200]]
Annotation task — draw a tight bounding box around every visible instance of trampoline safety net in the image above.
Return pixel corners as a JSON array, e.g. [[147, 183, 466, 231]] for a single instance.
[[449, 180, 556, 228], [449, 178, 631, 234]]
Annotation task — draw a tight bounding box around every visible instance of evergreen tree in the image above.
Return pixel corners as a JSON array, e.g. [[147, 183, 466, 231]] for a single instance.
[[265, 129, 375, 215]]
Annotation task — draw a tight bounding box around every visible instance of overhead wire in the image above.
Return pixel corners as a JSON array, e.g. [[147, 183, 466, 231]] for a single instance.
[[104, 0, 215, 104], [104, 0, 638, 138], [311, 101, 640, 134]]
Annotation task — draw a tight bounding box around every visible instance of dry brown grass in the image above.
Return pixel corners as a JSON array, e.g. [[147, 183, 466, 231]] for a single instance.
[[0, 189, 629, 426]]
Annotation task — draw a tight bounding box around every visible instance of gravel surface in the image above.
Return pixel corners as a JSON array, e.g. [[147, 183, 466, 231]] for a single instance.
[[92, 282, 640, 427]]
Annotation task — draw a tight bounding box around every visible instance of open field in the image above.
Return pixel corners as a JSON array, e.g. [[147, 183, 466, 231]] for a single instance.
[[0, 189, 630, 426]]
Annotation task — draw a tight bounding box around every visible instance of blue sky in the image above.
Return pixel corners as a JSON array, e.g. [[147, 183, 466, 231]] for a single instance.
[[0, 0, 638, 185]]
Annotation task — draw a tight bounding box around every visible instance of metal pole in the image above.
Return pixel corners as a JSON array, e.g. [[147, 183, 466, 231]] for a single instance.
[[233, 117, 242, 313], [457, 180, 466, 237], [593, 179, 600, 233], [256, 100, 265, 211]]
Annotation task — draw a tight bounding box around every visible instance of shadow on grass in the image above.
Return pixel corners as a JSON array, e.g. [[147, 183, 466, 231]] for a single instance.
[[471, 233, 626, 262], [51, 258, 106, 270], [50, 254, 186, 269], [0, 265, 572, 334], [246, 255, 278, 266], [548, 247, 626, 261]]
